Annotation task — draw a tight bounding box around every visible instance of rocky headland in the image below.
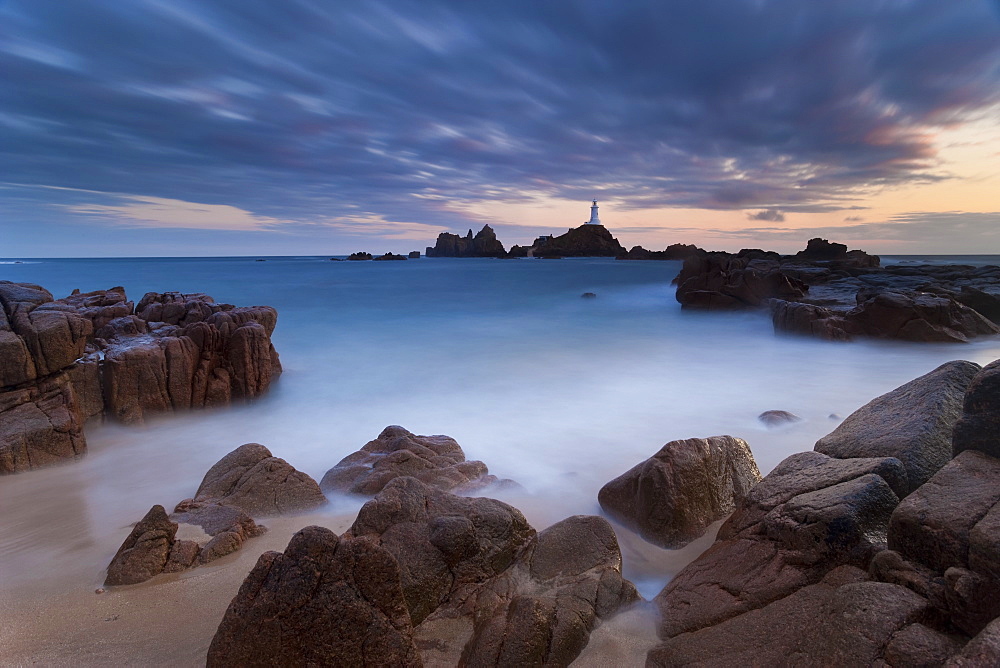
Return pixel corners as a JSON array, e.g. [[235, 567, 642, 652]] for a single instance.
[[0, 282, 281, 474], [675, 238, 1000, 343]]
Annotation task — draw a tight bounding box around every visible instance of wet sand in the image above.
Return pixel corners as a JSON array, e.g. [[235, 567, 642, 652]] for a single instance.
[[0, 512, 355, 667], [1, 499, 690, 666]]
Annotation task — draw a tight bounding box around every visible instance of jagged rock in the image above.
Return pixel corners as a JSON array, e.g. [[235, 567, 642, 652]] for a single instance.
[[758, 410, 801, 427], [373, 252, 408, 261], [953, 359, 1000, 459], [189, 443, 326, 516], [321, 425, 499, 495], [453, 514, 639, 666], [211, 475, 635, 665], [795, 237, 880, 267], [531, 224, 624, 258], [675, 254, 807, 309], [0, 370, 86, 474], [771, 299, 852, 340], [619, 243, 704, 261], [102, 302, 281, 424], [426, 224, 507, 258], [57, 287, 133, 331], [598, 436, 761, 548], [134, 291, 224, 326], [346, 477, 638, 665], [2, 283, 283, 473], [105, 505, 177, 586], [846, 289, 1000, 342], [347, 251, 373, 260], [207, 527, 421, 668], [348, 476, 535, 625], [0, 281, 92, 385], [815, 360, 980, 493]]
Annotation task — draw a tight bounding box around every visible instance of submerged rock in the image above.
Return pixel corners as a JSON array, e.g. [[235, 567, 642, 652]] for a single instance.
[[320, 425, 502, 495], [598, 436, 761, 548], [758, 410, 801, 427]]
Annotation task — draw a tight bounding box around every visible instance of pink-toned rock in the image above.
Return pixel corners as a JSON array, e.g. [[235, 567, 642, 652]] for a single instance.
[[321, 425, 500, 495], [207, 527, 421, 668], [598, 435, 761, 548], [105, 505, 177, 586], [190, 443, 326, 516], [0, 370, 86, 474]]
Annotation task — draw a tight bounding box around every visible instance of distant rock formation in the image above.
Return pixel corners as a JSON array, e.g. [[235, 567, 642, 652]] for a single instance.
[[407, 251, 420, 258], [531, 224, 625, 258], [373, 252, 408, 261], [0, 283, 281, 474], [426, 224, 507, 258], [619, 243, 705, 261], [347, 252, 373, 261]]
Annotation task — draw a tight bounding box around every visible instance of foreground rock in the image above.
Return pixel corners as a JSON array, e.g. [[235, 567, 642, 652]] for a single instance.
[[953, 359, 1000, 459], [320, 425, 505, 495], [208, 527, 420, 667], [647, 358, 1000, 665], [426, 224, 507, 258], [815, 360, 979, 493], [1, 283, 282, 473], [211, 477, 639, 666], [104, 444, 322, 586], [186, 442, 327, 516], [598, 436, 761, 548]]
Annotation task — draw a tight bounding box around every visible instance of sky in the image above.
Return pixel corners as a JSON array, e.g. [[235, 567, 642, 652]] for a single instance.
[[1, 0, 999, 257]]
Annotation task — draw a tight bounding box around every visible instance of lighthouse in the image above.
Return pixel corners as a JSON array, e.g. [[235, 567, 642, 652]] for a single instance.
[[586, 199, 602, 225]]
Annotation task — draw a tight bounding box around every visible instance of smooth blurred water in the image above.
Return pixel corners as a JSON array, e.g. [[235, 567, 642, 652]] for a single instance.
[[3, 255, 1000, 600]]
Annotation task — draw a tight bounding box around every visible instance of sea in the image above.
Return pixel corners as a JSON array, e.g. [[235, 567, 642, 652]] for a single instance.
[[3, 254, 1000, 604]]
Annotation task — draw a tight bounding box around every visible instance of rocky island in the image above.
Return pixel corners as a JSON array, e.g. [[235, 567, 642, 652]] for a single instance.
[[675, 238, 1000, 343]]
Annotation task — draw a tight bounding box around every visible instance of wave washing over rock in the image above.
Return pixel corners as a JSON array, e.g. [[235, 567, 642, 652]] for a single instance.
[[0, 282, 281, 473], [5, 256, 1000, 666]]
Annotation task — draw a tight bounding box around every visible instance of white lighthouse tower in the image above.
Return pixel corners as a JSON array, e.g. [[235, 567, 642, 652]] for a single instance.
[[586, 199, 602, 225]]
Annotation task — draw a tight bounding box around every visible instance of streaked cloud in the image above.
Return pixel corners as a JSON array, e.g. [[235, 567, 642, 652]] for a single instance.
[[0, 1, 998, 253]]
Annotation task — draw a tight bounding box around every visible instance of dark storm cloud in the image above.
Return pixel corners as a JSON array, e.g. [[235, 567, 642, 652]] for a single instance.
[[1, 0, 998, 229], [748, 209, 785, 222]]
